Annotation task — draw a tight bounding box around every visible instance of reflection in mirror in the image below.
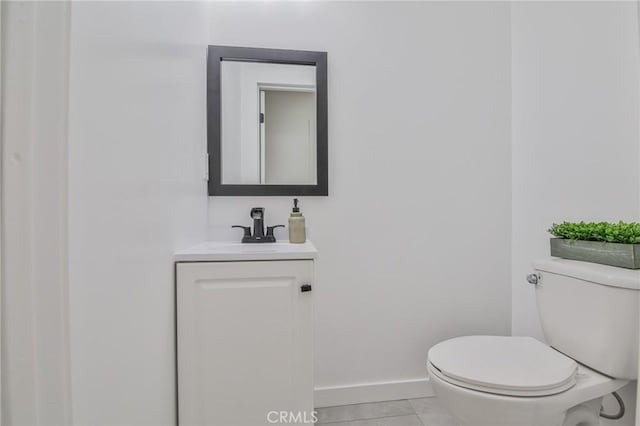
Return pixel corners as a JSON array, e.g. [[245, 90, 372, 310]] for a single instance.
[[220, 61, 317, 185]]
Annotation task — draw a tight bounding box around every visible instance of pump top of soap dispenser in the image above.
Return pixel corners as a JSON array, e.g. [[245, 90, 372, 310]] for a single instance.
[[292, 198, 301, 215]]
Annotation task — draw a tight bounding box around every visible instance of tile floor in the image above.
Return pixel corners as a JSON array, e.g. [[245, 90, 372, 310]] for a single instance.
[[315, 397, 459, 426]]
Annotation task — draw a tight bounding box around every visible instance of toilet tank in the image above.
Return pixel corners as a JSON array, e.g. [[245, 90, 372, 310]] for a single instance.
[[532, 258, 640, 380]]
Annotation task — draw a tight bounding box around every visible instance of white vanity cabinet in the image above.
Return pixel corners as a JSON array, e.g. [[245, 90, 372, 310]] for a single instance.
[[175, 242, 317, 426]]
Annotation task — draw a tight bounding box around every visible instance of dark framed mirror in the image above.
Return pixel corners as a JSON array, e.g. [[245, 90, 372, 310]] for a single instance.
[[207, 46, 328, 196]]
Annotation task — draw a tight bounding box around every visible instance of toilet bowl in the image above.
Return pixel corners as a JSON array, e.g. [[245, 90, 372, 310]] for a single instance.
[[427, 336, 627, 426], [425, 258, 640, 426]]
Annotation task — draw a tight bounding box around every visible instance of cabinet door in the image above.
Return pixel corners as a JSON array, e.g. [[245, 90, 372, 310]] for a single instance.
[[177, 260, 314, 426]]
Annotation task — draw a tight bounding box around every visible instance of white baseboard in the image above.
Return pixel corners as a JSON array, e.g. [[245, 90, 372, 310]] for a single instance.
[[314, 378, 434, 408]]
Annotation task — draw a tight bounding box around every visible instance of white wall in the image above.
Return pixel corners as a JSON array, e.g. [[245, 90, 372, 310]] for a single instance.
[[511, 0, 640, 342], [209, 1, 513, 404], [1, 2, 72, 424], [67, 2, 209, 425], [510, 3, 640, 424]]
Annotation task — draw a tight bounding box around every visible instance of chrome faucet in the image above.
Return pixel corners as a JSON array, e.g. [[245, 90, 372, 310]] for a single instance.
[[232, 207, 284, 243]]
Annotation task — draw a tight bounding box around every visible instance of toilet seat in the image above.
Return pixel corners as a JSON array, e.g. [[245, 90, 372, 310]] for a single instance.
[[428, 336, 578, 397]]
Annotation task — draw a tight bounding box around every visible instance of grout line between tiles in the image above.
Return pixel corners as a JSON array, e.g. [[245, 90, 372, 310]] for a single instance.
[[316, 398, 414, 412], [316, 412, 420, 425]]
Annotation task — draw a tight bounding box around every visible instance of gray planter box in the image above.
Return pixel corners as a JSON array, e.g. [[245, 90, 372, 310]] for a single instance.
[[550, 238, 640, 269]]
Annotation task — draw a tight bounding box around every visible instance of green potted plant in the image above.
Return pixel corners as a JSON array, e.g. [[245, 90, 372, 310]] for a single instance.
[[548, 221, 640, 269]]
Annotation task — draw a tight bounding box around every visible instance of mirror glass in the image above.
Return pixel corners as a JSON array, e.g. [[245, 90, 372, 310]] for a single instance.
[[220, 60, 317, 185]]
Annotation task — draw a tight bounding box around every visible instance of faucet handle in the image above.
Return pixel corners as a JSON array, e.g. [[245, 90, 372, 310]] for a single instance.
[[232, 225, 251, 238], [266, 225, 285, 237]]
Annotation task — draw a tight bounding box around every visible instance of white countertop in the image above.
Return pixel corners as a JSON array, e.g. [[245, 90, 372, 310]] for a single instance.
[[174, 240, 318, 262]]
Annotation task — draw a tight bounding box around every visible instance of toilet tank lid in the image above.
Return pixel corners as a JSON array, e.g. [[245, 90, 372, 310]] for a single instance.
[[533, 258, 640, 290]]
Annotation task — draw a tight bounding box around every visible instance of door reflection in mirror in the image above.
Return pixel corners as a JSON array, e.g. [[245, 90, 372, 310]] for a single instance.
[[220, 60, 317, 185]]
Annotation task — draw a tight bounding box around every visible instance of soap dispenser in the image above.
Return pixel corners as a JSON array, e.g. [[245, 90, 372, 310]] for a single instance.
[[288, 198, 306, 243]]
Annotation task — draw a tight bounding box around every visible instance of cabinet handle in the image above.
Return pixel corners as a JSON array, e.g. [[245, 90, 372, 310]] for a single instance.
[[300, 284, 312, 293]]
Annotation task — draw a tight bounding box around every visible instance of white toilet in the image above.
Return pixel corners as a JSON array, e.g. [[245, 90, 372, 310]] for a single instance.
[[427, 258, 640, 426]]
